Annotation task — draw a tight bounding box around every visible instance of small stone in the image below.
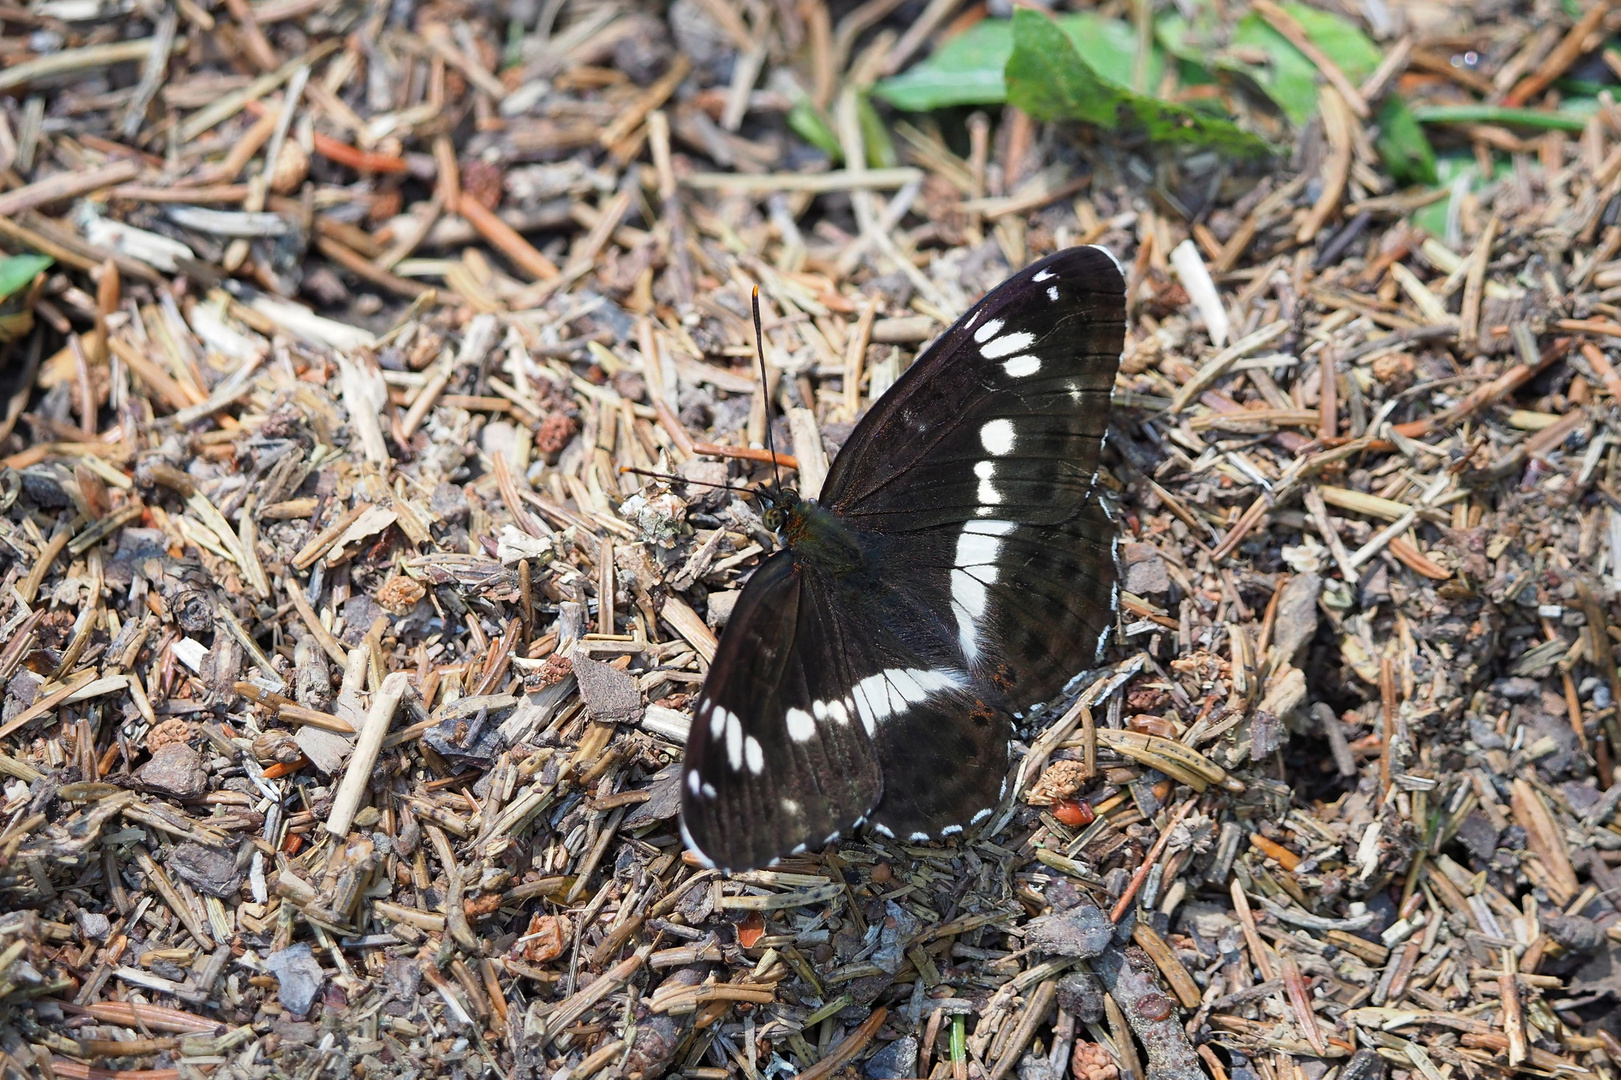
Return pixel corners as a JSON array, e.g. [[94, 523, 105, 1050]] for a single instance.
[[1456, 810, 1499, 862], [294, 727, 353, 775], [623, 763, 684, 827], [514, 913, 568, 962], [1026, 899, 1114, 958], [169, 842, 243, 898], [77, 910, 111, 941], [1120, 543, 1170, 596], [679, 460, 732, 510], [269, 139, 308, 194], [1271, 571, 1321, 662], [573, 654, 642, 725], [864, 1036, 918, 1079], [1542, 912, 1604, 953], [705, 590, 740, 629], [1018, 1054, 1061, 1080], [137, 743, 207, 800], [429, 483, 470, 525], [264, 943, 325, 1016], [340, 593, 387, 646], [1057, 970, 1104, 1022]]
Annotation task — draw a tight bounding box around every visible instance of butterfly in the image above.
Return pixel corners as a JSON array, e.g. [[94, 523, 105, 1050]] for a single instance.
[[680, 245, 1127, 872]]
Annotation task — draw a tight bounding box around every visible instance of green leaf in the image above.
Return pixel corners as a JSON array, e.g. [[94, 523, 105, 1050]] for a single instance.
[[873, 19, 1014, 110], [0, 253, 51, 303], [1005, 9, 1273, 158], [1412, 101, 1598, 131], [1410, 154, 1513, 237], [1160, 3, 1377, 127], [872, 12, 1162, 112], [787, 100, 841, 160], [1281, 1, 1381, 82], [857, 96, 899, 168], [1375, 96, 1437, 186], [1162, 4, 1437, 182]]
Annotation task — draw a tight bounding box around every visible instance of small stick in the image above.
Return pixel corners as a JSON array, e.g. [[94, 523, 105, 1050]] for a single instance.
[[1110, 798, 1195, 922], [325, 672, 411, 838], [1229, 878, 1275, 981], [1318, 347, 1337, 441], [797, 1007, 887, 1080], [1297, 86, 1355, 243], [1505, 1, 1613, 107], [456, 192, 559, 281], [690, 441, 799, 469], [0, 158, 141, 219], [682, 167, 923, 192], [1253, 0, 1369, 117], [1378, 656, 1396, 799], [1500, 956, 1527, 1065], [1459, 214, 1498, 352], [1280, 954, 1327, 1056]]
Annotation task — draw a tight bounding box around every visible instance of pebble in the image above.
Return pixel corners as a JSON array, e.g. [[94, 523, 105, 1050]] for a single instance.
[[136, 743, 207, 800]]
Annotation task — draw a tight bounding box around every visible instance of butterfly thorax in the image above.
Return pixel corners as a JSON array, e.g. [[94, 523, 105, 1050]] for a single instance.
[[770, 491, 865, 576]]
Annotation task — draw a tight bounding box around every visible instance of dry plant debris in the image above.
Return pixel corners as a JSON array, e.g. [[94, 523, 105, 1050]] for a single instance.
[[1, 1, 1621, 1080]]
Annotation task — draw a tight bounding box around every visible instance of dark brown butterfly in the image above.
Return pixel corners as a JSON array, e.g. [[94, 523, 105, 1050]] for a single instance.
[[681, 246, 1127, 872]]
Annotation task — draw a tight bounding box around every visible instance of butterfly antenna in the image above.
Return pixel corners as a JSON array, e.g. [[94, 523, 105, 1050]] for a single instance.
[[751, 286, 784, 498], [617, 465, 752, 496]]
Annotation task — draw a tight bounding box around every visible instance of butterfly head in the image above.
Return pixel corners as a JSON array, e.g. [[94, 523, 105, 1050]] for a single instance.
[[760, 487, 801, 536]]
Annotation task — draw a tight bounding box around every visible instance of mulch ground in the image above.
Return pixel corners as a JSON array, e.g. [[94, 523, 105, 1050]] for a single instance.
[[2, 2, 1621, 1080]]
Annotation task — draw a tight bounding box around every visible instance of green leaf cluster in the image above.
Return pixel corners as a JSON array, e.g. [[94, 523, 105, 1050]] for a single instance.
[[871, 0, 1439, 176]]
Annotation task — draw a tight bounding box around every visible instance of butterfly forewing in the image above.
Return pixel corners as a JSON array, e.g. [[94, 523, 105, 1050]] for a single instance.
[[821, 246, 1125, 532], [681, 246, 1126, 871]]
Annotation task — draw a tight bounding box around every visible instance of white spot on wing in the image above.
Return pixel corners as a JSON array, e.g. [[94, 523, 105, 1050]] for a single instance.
[[725, 713, 743, 770], [973, 317, 1004, 344], [980, 418, 1015, 456], [1004, 354, 1041, 377], [909, 831, 931, 842], [853, 668, 967, 726], [941, 824, 963, 836], [708, 707, 726, 739], [1033, 268, 1056, 282], [981, 331, 1034, 359], [702, 782, 717, 798], [851, 681, 881, 734], [872, 823, 895, 838], [1047, 285, 1059, 302], [686, 770, 701, 795], [952, 573, 987, 662], [966, 518, 1017, 538], [786, 707, 815, 742], [782, 798, 800, 815], [971, 807, 993, 825], [975, 460, 1001, 507], [744, 735, 764, 774], [951, 518, 1008, 662]]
